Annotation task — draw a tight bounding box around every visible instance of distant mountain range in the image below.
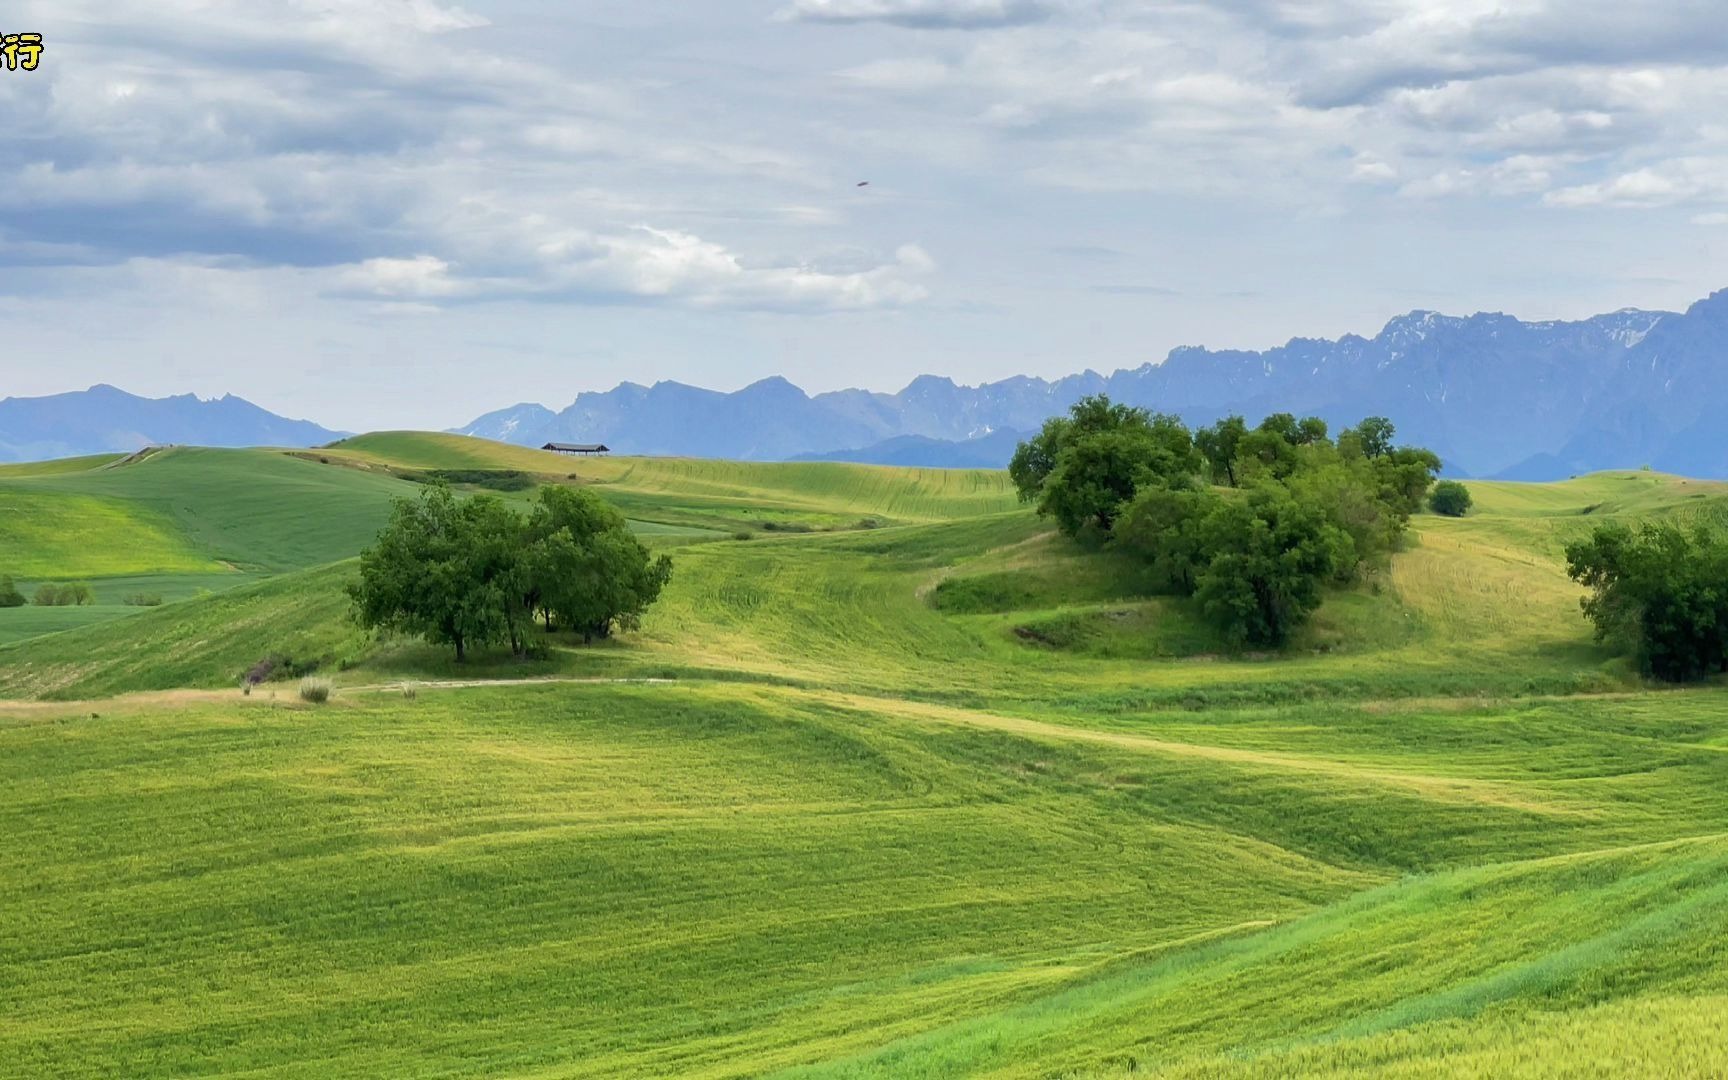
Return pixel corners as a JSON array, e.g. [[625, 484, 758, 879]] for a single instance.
[[0, 385, 344, 462], [457, 287, 1728, 479], [7, 289, 1726, 476]]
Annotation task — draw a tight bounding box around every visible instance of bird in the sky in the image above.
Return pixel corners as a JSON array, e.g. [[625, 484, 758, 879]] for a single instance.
[[856, 181, 870, 187]]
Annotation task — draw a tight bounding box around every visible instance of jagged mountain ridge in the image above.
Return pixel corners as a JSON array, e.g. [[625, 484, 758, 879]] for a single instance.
[[458, 288, 1728, 478], [0, 384, 346, 462]]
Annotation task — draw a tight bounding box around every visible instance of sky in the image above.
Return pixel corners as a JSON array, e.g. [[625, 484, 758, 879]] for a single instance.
[[3, 0, 1727, 431]]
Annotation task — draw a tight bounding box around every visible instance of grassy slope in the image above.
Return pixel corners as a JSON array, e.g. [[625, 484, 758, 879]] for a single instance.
[[13, 446, 422, 572], [9, 464, 1728, 705], [326, 432, 1021, 527], [6, 685, 1728, 1077], [0, 486, 223, 578], [0, 447, 423, 648], [8, 445, 1728, 1075], [0, 453, 125, 477]]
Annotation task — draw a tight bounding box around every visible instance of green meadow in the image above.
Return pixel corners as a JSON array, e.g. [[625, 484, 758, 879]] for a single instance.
[[3, 435, 1727, 1076]]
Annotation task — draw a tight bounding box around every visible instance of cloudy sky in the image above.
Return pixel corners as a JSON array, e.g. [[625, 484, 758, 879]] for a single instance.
[[4, 0, 1727, 430]]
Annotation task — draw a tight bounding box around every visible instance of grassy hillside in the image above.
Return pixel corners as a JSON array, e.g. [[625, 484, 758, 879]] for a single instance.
[[13, 462, 1728, 704], [12, 446, 422, 572], [327, 432, 1021, 527], [6, 441, 1728, 1076], [6, 684, 1728, 1077], [0, 453, 124, 477], [0, 487, 224, 578]]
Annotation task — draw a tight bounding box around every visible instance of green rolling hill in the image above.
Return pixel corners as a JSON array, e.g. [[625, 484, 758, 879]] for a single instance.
[[3, 435, 1728, 1077]]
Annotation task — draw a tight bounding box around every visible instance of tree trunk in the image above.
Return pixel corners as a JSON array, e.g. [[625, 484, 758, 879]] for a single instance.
[[455, 635, 467, 663]]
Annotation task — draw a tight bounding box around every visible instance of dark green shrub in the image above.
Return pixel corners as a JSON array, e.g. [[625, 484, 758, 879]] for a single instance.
[[0, 576, 24, 608], [1429, 480, 1473, 517]]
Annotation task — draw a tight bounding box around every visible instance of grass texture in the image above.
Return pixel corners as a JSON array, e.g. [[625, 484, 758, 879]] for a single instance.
[[4, 437, 1728, 1076]]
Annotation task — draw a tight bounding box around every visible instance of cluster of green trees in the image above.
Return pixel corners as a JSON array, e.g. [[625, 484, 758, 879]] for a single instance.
[[349, 484, 672, 661], [0, 580, 96, 607], [1567, 522, 1728, 682], [1010, 396, 1442, 646]]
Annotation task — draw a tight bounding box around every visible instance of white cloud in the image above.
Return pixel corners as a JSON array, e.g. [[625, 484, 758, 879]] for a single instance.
[[1350, 155, 1397, 183], [777, 0, 1061, 28], [339, 255, 462, 299], [333, 229, 934, 312], [1545, 159, 1728, 208]]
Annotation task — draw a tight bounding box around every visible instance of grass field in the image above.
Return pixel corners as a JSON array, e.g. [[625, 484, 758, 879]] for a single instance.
[[3, 436, 1728, 1077]]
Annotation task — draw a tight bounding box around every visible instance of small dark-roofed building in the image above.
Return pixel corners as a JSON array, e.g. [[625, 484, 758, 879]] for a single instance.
[[542, 442, 610, 455]]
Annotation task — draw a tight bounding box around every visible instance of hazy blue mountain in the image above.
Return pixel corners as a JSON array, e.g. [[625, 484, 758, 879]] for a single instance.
[[791, 429, 1029, 468], [0, 384, 345, 462], [455, 402, 558, 444], [460, 287, 1728, 478]]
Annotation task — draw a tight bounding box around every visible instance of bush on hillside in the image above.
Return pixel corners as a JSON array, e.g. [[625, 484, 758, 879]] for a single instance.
[[124, 593, 165, 607], [298, 677, 332, 704], [243, 653, 322, 686], [395, 468, 538, 492], [32, 582, 94, 607], [1017, 399, 1439, 647], [1429, 480, 1473, 517], [1566, 522, 1728, 682], [349, 483, 672, 661], [0, 576, 24, 608]]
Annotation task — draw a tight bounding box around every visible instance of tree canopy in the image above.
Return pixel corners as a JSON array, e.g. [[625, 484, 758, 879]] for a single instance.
[[350, 483, 672, 661], [1008, 395, 1199, 538], [1429, 480, 1473, 517], [1014, 398, 1439, 647], [1566, 521, 1728, 682]]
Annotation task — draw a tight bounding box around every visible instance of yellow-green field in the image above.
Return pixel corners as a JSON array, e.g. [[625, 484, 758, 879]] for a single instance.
[[2, 437, 1726, 1077]]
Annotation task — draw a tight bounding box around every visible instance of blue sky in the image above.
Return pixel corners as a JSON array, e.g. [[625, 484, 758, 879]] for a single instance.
[[3, 0, 1727, 430]]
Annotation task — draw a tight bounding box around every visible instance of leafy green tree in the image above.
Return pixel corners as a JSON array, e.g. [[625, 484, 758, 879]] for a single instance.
[[1429, 480, 1473, 517], [1039, 427, 1165, 538], [1238, 426, 1301, 481], [1566, 522, 1728, 682], [1349, 417, 1396, 459], [1115, 485, 1220, 594], [1194, 485, 1354, 647], [525, 486, 672, 642], [1296, 416, 1329, 445], [1283, 454, 1404, 579], [1008, 416, 1071, 504], [1373, 446, 1442, 516], [0, 576, 24, 608], [1012, 396, 1200, 538], [462, 493, 538, 656], [1194, 416, 1247, 487], [349, 484, 522, 662], [32, 583, 59, 607]]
